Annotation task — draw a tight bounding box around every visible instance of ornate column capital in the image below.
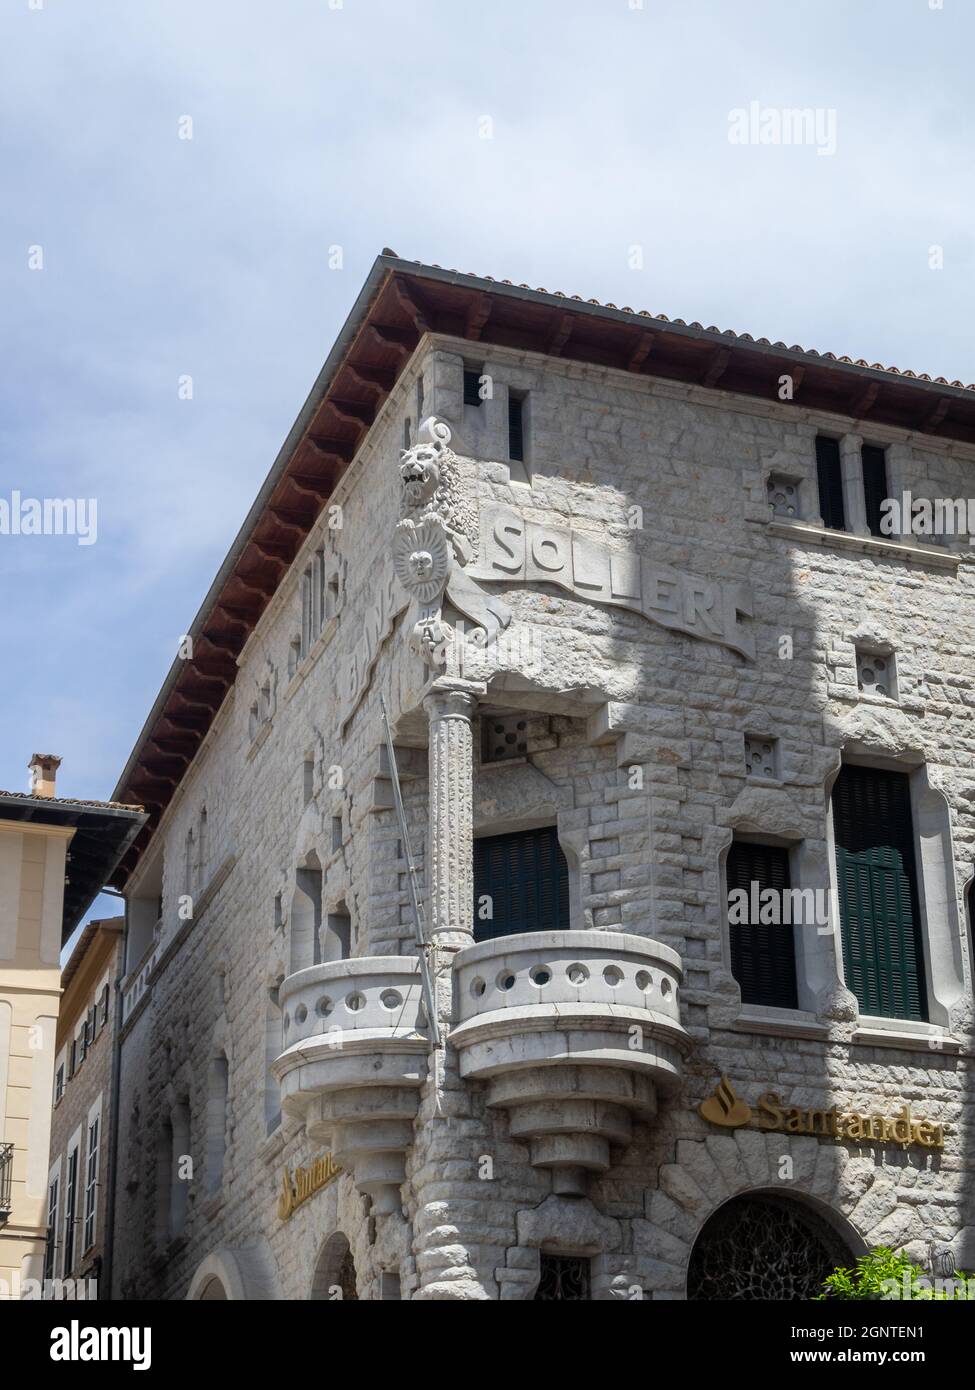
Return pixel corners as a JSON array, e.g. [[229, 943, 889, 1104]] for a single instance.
[[423, 681, 481, 724]]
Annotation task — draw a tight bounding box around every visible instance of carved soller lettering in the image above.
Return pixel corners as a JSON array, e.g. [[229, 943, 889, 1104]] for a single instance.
[[471, 504, 754, 658]]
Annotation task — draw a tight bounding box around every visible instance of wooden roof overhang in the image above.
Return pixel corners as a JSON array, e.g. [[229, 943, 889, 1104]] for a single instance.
[[110, 253, 975, 889]]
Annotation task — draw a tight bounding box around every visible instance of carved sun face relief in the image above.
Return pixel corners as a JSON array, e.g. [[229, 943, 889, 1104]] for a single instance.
[[393, 514, 451, 603]]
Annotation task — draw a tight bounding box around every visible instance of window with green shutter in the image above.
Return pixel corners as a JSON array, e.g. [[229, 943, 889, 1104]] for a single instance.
[[473, 826, 569, 942], [726, 839, 799, 1008], [832, 764, 927, 1021]]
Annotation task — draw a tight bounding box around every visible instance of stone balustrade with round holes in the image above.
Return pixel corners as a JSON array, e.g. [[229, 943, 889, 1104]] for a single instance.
[[449, 931, 690, 1197], [271, 957, 429, 1215]]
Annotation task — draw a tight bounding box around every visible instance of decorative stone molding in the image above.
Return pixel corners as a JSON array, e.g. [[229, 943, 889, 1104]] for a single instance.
[[272, 957, 428, 1215], [450, 930, 689, 1195], [635, 1135, 877, 1298], [185, 1242, 280, 1301]]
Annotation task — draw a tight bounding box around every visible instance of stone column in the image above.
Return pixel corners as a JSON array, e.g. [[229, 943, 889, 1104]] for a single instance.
[[423, 683, 478, 948], [840, 433, 868, 535]]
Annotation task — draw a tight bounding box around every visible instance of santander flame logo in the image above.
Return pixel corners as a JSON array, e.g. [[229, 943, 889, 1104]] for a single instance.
[[699, 1076, 752, 1128]]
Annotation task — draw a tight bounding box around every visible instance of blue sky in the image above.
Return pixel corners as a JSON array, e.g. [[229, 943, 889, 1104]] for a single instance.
[[2, 0, 973, 949]]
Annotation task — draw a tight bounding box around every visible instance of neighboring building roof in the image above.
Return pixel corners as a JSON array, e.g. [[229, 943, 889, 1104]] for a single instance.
[[108, 252, 975, 889], [60, 915, 124, 994], [0, 791, 145, 941]]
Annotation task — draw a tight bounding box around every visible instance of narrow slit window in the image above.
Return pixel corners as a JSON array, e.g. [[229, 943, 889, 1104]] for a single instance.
[[508, 393, 525, 463], [815, 436, 845, 531], [861, 444, 888, 537]]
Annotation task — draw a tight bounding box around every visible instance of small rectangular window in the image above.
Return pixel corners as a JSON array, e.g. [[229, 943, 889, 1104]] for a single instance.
[[463, 369, 483, 406], [473, 826, 569, 942], [300, 569, 313, 657], [98, 984, 110, 1031], [861, 444, 888, 537], [508, 393, 525, 463], [54, 1064, 65, 1104], [45, 1175, 59, 1282], [83, 1116, 99, 1251], [816, 436, 845, 530], [63, 1147, 79, 1273], [326, 573, 340, 621], [726, 839, 798, 1009]]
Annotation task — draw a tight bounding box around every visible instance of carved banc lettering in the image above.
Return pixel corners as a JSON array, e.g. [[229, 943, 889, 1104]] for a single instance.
[[469, 504, 755, 659], [340, 570, 408, 728]]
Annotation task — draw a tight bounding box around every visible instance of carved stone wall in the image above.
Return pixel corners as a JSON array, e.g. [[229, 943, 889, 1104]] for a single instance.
[[112, 336, 975, 1300]]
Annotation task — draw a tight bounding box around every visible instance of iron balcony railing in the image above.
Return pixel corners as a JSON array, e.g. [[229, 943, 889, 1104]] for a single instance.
[[0, 1142, 13, 1225]]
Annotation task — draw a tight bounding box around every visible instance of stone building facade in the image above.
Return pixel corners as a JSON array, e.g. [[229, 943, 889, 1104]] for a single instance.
[[108, 257, 975, 1301]]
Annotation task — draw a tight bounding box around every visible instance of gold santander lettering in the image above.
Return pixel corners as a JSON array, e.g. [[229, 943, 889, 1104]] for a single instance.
[[756, 1092, 784, 1130]]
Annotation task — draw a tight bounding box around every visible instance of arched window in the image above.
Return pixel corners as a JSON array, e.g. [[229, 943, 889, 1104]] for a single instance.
[[687, 1193, 854, 1300], [311, 1232, 358, 1301], [205, 1054, 229, 1195]]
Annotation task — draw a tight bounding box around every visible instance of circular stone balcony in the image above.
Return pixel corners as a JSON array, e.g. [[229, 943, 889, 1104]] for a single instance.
[[271, 957, 428, 1214], [449, 931, 689, 1196]]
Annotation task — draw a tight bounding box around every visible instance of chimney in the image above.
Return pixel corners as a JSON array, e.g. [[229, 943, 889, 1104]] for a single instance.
[[29, 753, 62, 799]]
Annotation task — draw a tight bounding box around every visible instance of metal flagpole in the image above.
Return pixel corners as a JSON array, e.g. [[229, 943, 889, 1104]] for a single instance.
[[379, 693, 440, 1050]]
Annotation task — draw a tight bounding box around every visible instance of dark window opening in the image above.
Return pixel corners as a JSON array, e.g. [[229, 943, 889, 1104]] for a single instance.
[[688, 1193, 853, 1300], [815, 436, 845, 531], [832, 764, 926, 1021], [463, 369, 483, 406], [63, 1148, 78, 1274], [535, 1254, 591, 1301], [726, 840, 798, 1009], [861, 444, 888, 537], [473, 826, 569, 942], [508, 393, 525, 462]]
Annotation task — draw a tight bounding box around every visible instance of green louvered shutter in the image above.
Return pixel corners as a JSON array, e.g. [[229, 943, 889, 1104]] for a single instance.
[[726, 840, 798, 1008], [832, 764, 926, 1021], [473, 826, 569, 942]]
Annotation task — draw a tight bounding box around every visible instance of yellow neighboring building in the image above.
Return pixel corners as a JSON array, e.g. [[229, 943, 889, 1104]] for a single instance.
[[0, 755, 143, 1298]]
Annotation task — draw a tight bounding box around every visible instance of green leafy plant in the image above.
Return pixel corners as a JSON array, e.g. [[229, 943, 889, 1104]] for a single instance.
[[816, 1247, 974, 1300]]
